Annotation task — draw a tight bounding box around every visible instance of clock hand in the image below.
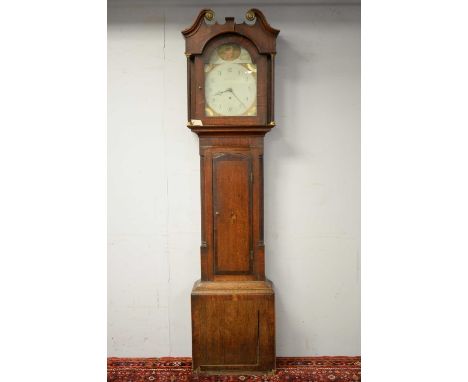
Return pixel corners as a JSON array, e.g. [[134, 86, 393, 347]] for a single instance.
[[227, 88, 247, 109], [214, 88, 232, 97]]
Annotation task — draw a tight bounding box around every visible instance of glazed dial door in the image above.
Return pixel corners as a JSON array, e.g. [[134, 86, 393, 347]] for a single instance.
[[204, 43, 257, 117]]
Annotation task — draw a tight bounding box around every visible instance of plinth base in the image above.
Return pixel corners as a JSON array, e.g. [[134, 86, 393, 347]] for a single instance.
[[191, 279, 275, 374]]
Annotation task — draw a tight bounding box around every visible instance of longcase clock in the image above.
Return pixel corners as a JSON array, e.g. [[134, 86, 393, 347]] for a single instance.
[[182, 9, 279, 374]]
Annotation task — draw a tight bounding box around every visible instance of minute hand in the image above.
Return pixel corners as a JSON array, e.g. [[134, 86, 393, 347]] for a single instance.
[[228, 88, 247, 109]]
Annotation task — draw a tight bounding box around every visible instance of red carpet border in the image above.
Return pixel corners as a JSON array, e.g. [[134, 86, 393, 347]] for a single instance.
[[107, 357, 361, 381]]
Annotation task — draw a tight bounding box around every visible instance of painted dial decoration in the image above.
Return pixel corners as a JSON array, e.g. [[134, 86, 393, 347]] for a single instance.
[[204, 43, 257, 117]]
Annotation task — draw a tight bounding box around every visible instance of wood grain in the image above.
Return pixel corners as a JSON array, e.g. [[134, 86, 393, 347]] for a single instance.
[[192, 280, 275, 373], [213, 153, 252, 274]]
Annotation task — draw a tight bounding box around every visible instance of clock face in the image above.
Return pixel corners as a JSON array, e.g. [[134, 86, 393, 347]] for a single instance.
[[204, 44, 257, 117]]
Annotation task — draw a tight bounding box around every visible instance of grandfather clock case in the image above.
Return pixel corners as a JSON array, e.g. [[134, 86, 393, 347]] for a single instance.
[[182, 9, 279, 374]]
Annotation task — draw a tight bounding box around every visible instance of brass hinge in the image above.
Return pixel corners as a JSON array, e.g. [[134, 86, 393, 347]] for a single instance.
[[250, 171, 253, 183], [250, 250, 254, 260]]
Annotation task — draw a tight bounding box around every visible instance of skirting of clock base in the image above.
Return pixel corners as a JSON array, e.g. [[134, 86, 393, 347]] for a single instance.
[[191, 279, 275, 374]]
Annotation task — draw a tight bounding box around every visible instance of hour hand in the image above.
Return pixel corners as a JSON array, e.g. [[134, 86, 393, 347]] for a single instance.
[[214, 88, 232, 96]]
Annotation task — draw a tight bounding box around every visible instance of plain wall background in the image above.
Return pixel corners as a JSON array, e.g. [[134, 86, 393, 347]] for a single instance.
[[108, 0, 360, 357]]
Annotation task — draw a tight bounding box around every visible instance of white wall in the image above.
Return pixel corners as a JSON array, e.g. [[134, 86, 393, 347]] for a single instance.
[[108, 0, 360, 357]]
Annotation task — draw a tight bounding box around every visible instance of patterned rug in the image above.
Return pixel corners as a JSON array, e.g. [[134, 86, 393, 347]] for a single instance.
[[108, 357, 361, 381]]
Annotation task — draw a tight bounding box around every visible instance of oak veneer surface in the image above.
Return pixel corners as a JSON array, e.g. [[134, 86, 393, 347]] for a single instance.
[[192, 280, 275, 373], [213, 153, 252, 275]]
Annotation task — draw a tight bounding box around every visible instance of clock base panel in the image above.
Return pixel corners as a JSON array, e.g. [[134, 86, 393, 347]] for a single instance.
[[191, 279, 275, 374]]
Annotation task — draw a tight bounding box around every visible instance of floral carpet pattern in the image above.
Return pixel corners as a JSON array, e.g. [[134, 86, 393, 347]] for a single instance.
[[107, 357, 361, 382]]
